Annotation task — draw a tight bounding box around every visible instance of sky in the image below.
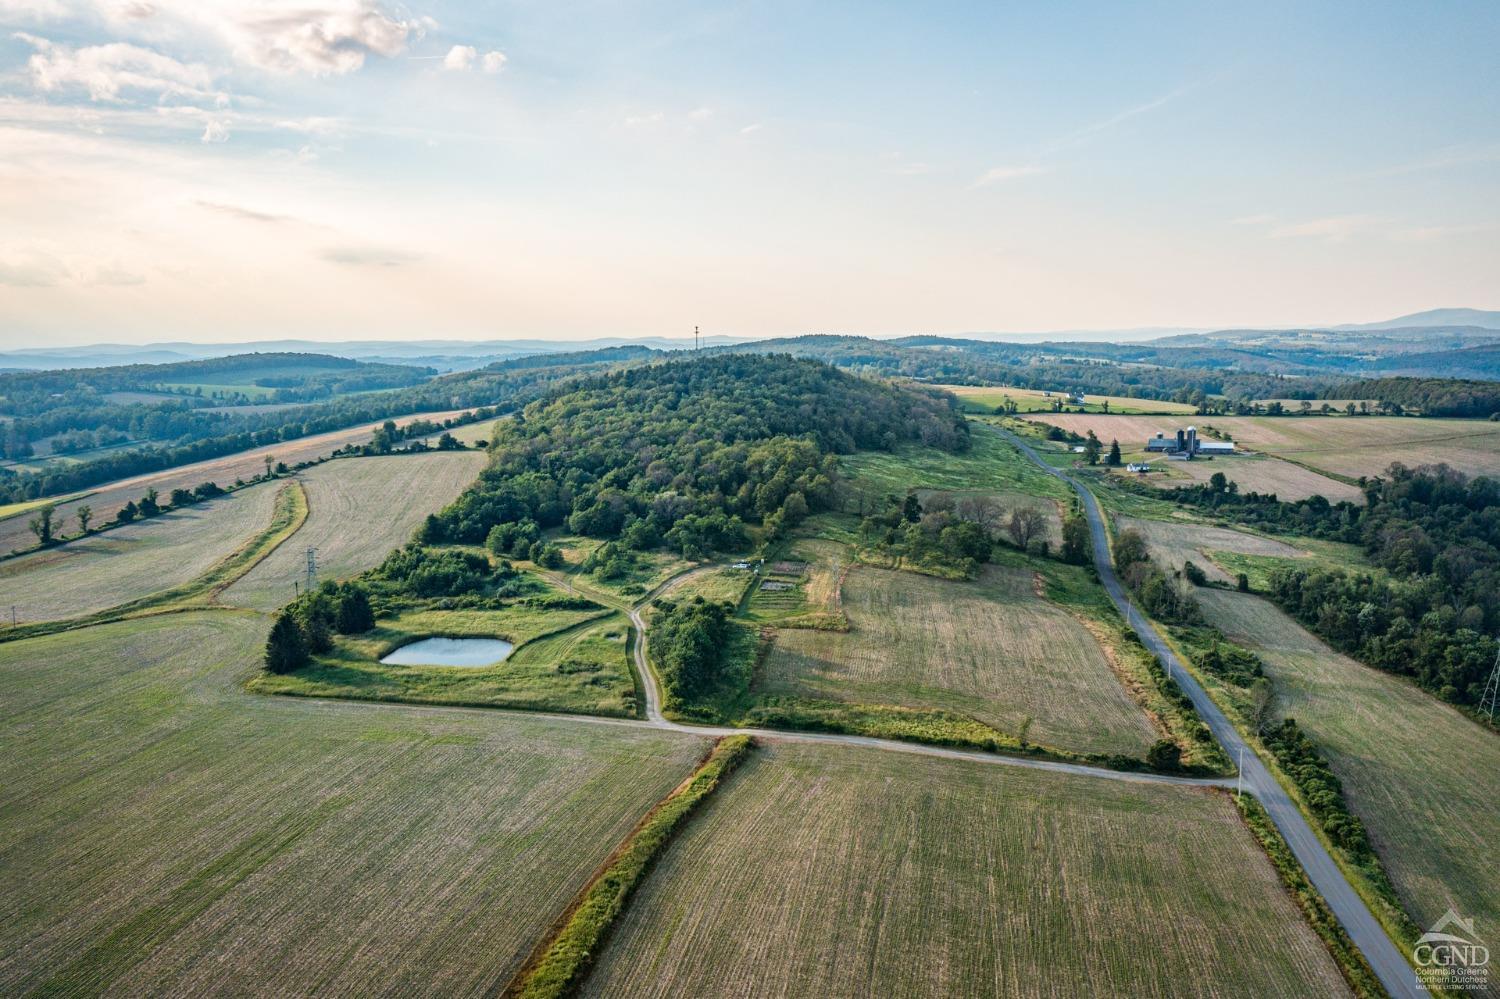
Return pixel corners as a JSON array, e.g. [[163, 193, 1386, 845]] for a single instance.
[[1, 0, 1498, 347]]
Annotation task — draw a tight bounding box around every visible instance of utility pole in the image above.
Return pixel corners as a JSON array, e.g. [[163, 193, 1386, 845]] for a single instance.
[[1237, 745, 1244, 800], [694, 325, 700, 351]]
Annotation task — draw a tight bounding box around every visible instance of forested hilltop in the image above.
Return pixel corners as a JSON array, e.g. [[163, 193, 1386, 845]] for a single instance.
[[422, 354, 967, 551], [0, 347, 655, 506]]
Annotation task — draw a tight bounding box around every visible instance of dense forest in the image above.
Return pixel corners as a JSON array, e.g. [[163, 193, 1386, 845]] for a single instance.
[[421, 354, 968, 557], [1169, 463, 1499, 708], [0, 347, 655, 505], [1323, 377, 1500, 418]]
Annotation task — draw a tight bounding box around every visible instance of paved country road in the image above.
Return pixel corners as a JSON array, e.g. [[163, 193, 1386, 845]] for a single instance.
[[990, 425, 1424, 999]]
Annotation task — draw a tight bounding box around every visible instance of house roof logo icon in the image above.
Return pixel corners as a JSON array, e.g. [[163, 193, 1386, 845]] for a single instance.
[[1419, 910, 1481, 947]]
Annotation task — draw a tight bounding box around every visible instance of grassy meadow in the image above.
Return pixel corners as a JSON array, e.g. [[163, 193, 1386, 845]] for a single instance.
[[253, 603, 640, 717], [759, 564, 1157, 757], [581, 741, 1353, 999], [1196, 590, 1500, 936], [222, 451, 487, 610], [0, 479, 285, 624], [938, 383, 1198, 415], [0, 612, 707, 996]]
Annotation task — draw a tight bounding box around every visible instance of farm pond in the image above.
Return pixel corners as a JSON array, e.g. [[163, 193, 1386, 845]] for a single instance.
[[380, 637, 515, 668]]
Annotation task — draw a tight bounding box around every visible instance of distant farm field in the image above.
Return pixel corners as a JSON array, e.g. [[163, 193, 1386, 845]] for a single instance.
[[0, 480, 284, 624], [1018, 413, 1364, 501], [938, 383, 1198, 415], [1024, 412, 1500, 482], [221, 452, 486, 610], [582, 741, 1352, 999], [0, 612, 706, 996], [0, 408, 476, 556], [1198, 590, 1500, 934], [761, 564, 1156, 756]]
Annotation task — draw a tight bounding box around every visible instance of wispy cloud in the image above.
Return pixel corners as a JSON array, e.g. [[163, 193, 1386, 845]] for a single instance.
[[14, 32, 223, 104], [196, 200, 297, 224], [1357, 144, 1500, 179], [1230, 213, 1274, 226], [1045, 82, 1197, 153], [321, 245, 420, 267], [0, 248, 69, 288], [1269, 214, 1381, 240], [971, 165, 1044, 188], [623, 110, 665, 127]]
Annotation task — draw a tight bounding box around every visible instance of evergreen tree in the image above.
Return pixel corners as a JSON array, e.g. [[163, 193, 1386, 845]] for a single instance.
[[1106, 439, 1122, 466], [1083, 431, 1101, 465], [264, 613, 309, 673], [334, 585, 375, 633]]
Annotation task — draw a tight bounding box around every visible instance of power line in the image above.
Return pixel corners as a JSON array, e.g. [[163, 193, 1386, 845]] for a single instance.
[[1481, 646, 1500, 722]]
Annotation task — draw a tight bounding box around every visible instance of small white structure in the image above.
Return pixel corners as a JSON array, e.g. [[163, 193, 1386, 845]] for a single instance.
[[1126, 462, 1152, 473]]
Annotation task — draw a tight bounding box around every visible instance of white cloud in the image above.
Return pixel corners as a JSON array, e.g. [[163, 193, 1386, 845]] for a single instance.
[[971, 165, 1044, 188], [15, 32, 220, 103], [739, 122, 762, 134], [623, 111, 664, 127], [481, 50, 506, 74], [200, 117, 228, 142], [443, 44, 475, 71], [687, 106, 712, 121]]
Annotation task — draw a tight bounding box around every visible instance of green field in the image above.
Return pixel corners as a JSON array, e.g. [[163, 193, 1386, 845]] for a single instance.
[[1196, 590, 1500, 936], [0, 480, 285, 624], [760, 564, 1157, 757], [538, 535, 700, 605], [222, 452, 487, 610], [843, 421, 1070, 502], [252, 603, 640, 717], [581, 741, 1352, 998], [0, 612, 707, 995], [939, 383, 1199, 415]]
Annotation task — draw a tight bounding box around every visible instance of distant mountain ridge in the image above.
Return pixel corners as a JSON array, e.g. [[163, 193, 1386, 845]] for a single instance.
[[1333, 308, 1500, 331]]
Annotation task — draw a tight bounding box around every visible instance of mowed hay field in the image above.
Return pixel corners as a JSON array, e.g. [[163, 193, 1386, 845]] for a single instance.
[[0, 612, 706, 996], [222, 451, 486, 610], [762, 565, 1156, 756], [1205, 416, 1500, 480], [1018, 413, 1363, 502], [938, 383, 1198, 415], [1198, 590, 1500, 933], [0, 479, 284, 623], [0, 408, 475, 555], [582, 741, 1352, 999], [1118, 515, 1310, 584]]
